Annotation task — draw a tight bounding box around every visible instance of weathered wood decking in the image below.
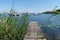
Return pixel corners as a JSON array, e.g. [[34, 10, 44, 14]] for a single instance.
[[24, 21, 47, 40]]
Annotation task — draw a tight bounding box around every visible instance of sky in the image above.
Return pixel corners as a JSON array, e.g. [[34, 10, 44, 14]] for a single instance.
[[0, 0, 60, 13]]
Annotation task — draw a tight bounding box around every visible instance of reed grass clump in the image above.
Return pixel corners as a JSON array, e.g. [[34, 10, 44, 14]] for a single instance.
[[0, 13, 29, 40]]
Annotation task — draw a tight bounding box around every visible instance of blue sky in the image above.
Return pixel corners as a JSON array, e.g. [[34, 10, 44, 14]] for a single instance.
[[0, 0, 60, 13]]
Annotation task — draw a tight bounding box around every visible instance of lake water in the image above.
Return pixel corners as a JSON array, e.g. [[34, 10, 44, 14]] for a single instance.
[[29, 14, 60, 40], [29, 14, 60, 25]]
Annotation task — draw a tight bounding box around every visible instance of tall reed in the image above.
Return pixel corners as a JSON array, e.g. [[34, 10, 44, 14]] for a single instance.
[[0, 13, 29, 40]]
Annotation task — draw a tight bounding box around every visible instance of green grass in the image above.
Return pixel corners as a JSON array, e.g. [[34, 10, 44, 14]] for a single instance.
[[0, 13, 29, 40]]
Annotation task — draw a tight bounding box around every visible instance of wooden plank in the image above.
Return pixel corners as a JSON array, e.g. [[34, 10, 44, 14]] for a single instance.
[[24, 21, 47, 40]]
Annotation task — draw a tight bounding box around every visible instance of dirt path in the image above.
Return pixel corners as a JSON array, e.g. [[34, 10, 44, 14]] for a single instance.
[[24, 21, 47, 40]]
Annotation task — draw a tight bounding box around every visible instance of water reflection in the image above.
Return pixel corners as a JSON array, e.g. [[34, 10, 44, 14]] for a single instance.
[[29, 14, 60, 40]]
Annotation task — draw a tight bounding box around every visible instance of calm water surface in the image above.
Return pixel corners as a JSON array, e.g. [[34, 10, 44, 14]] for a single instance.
[[29, 14, 60, 40]]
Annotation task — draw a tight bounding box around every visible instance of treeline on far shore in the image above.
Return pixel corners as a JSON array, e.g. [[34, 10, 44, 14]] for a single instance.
[[43, 9, 60, 14]]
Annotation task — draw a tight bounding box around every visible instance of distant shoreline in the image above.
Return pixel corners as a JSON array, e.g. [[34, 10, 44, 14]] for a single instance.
[[42, 9, 60, 14]]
